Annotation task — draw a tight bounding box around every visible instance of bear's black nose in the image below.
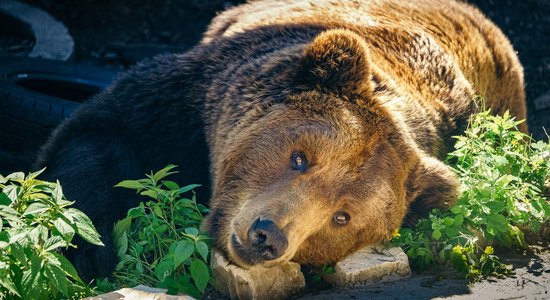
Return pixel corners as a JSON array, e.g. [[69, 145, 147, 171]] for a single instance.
[[247, 218, 288, 260]]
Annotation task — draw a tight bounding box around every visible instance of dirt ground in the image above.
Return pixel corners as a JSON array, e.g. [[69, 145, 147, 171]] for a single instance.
[[298, 247, 550, 299], [12, 0, 550, 299]]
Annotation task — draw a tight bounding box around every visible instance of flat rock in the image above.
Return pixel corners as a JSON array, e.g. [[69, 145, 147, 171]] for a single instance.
[[324, 245, 411, 287], [210, 249, 305, 299], [87, 285, 195, 300]]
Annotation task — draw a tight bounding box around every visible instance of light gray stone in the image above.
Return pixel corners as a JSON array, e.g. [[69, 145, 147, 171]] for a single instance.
[[324, 245, 411, 287], [87, 285, 195, 300], [211, 249, 305, 299]]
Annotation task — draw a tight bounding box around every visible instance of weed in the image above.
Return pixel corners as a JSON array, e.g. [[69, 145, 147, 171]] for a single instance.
[[0, 169, 102, 299], [393, 109, 550, 282], [108, 165, 211, 298]]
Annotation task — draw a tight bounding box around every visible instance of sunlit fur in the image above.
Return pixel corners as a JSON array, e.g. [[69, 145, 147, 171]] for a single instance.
[[201, 0, 526, 267]]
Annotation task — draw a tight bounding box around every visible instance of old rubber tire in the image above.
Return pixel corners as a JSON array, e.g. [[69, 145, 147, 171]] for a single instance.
[[0, 57, 118, 174]]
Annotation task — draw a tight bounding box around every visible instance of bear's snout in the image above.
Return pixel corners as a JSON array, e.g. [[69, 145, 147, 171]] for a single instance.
[[230, 217, 290, 266], [247, 218, 288, 261]]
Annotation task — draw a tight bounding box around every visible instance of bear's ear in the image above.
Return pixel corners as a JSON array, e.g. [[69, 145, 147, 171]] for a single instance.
[[295, 29, 372, 97], [404, 155, 460, 226]]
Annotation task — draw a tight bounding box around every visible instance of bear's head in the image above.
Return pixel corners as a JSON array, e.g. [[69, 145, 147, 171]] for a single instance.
[[202, 29, 460, 268]]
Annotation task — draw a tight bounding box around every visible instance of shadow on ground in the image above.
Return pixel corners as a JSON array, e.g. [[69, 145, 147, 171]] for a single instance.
[[298, 246, 550, 299]]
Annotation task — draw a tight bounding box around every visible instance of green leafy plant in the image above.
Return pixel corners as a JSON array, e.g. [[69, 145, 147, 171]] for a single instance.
[[110, 165, 211, 298], [311, 264, 336, 283], [393, 108, 550, 282], [0, 169, 103, 299]]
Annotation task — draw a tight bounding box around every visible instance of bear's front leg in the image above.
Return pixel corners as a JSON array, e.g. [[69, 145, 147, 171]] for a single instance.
[[37, 135, 142, 281]]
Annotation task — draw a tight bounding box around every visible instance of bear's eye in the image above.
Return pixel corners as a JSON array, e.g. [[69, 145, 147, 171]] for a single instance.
[[333, 211, 350, 226], [290, 152, 308, 172]]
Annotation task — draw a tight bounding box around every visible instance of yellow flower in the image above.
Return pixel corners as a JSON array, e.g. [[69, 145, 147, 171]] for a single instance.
[[484, 246, 494, 255], [392, 228, 401, 238]]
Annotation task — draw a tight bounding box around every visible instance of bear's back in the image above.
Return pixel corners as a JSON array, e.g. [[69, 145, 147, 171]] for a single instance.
[[203, 0, 526, 131]]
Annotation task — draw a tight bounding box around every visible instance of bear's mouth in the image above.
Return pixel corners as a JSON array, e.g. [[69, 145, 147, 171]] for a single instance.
[[229, 231, 290, 267], [226, 216, 291, 267], [230, 233, 272, 266]]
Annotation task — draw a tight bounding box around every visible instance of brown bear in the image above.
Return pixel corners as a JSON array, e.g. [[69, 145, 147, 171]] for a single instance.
[[36, 0, 526, 279], [200, 0, 526, 268]]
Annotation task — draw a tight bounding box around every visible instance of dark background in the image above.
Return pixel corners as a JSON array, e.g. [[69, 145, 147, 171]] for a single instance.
[[16, 0, 550, 141]]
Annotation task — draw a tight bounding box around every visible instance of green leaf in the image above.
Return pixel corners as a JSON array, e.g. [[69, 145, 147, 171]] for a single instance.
[[159, 277, 179, 294], [432, 230, 442, 240], [21, 254, 43, 298], [198, 204, 209, 214], [9, 242, 28, 266], [136, 260, 144, 274], [185, 227, 199, 236], [492, 155, 508, 167], [450, 246, 469, 274], [195, 241, 209, 262], [44, 263, 69, 296], [322, 265, 335, 274], [44, 236, 67, 252], [3, 185, 19, 203], [115, 180, 146, 190], [486, 214, 508, 232], [190, 259, 209, 293], [155, 257, 174, 281], [173, 240, 194, 269], [53, 253, 82, 282], [116, 232, 129, 258], [153, 205, 164, 218], [486, 201, 505, 213], [0, 193, 11, 206], [140, 189, 158, 199], [152, 165, 179, 182], [114, 216, 132, 240], [0, 276, 20, 297], [154, 224, 169, 235], [67, 208, 104, 246], [53, 218, 76, 241], [442, 217, 455, 226], [26, 168, 46, 180], [508, 225, 527, 248], [443, 227, 459, 239], [28, 225, 48, 244], [6, 172, 24, 181], [163, 180, 180, 190], [453, 214, 464, 225], [179, 184, 201, 194], [52, 181, 64, 203], [0, 205, 22, 225], [127, 207, 145, 218], [180, 280, 201, 299]]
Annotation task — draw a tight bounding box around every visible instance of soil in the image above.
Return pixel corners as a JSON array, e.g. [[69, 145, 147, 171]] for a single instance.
[[4, 0, 550, 299], [298, 245, 550, 299]]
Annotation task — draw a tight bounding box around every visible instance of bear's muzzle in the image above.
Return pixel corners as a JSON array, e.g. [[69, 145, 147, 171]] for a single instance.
[[231, 217, 289, 265]]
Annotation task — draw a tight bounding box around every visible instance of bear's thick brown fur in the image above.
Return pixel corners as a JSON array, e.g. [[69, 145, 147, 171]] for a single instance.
[[201, 0, 526, 267], [36, 0, 526, 279]]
